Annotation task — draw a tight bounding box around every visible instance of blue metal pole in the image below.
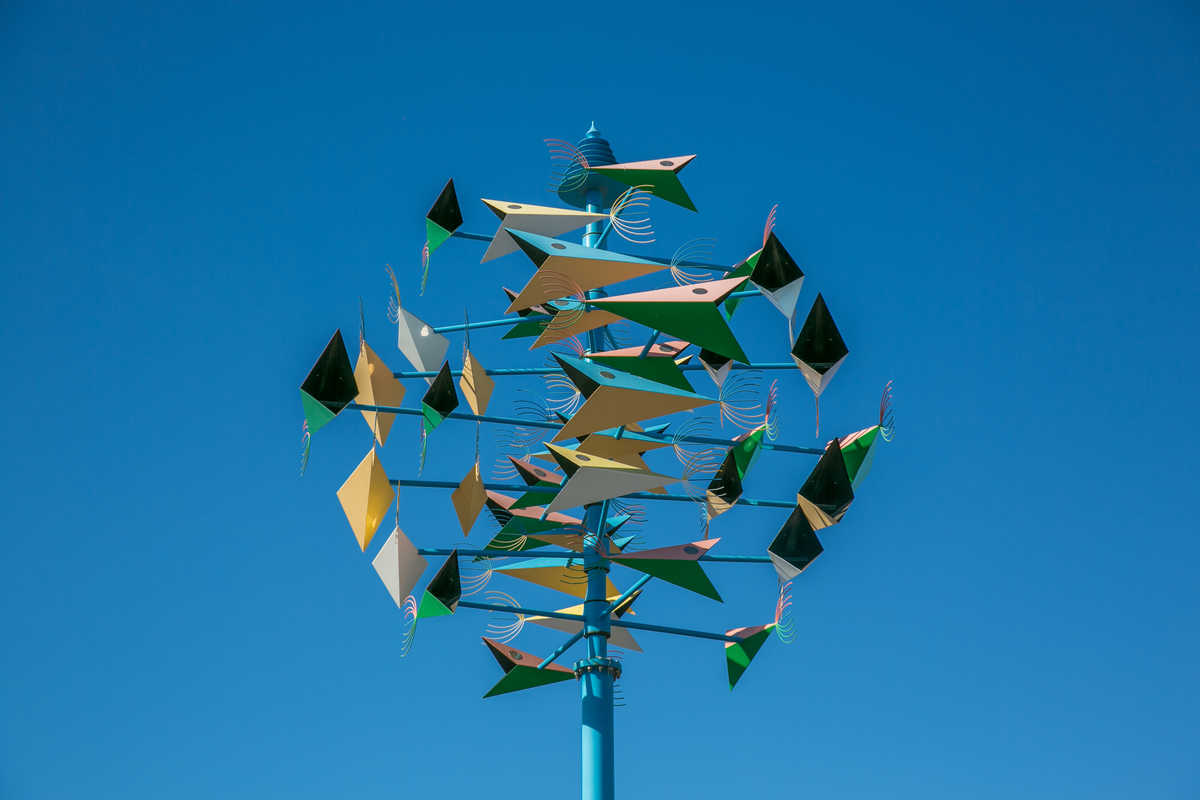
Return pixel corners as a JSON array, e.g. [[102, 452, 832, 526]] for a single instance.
[[580, 157, 616, 800]]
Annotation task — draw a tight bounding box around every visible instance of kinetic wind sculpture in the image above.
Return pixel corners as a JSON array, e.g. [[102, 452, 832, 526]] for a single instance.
[[297, 124, 895, 800]]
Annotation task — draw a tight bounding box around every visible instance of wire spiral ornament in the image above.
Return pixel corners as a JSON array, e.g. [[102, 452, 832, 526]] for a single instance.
[[299, 420, 311, 476], [762, 203, 778, 246], [774, 580, 796, 644], [545, 138, 590, 193], [718, 370, 767, 431], [608, 498, 647, 526], [671, 418, 725, 498], [669, 237, 719, 286], [416, 419, 428, 475], [553, 336, 587, 358], [385, 264, 402, 323], [608, 185, 656, 245], [879, 380, 896, 441], [544, 370, 584, 416], [764, 379, 782, 441], [532, 272, 589, 333], [482, 590, 526, 643], [420, 242, 431, 295], [492, 394, 556, 478], [560, 558, 589, 586], [399, 594, 419, 657], [462, 558, 494, 597]]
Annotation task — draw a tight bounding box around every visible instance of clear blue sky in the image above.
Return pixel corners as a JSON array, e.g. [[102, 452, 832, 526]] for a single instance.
[[3, 1, 1198, 797]]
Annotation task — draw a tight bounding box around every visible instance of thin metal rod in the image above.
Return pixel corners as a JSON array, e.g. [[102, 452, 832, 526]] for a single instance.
[[390, 478, 796, 508], [429, 289, 761, 335], [537, 629, 587, 670], [455, 599, 744, 643], [433, 315, 550, 334], [447, 229, 738, 273], [609, 618, 742, 643], [391, 361, 798, 379], [603, 574, 652, 613], [416, 548, 772, 564], [457, 599, 582, 621], [348, 403, 822, 456]]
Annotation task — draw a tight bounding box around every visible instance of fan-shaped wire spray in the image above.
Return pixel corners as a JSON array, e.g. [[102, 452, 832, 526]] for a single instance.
[[545, 138, 590, 193], [565, 556, 590, 586], [482, 590, 526, 644], [671, 418, 726, 534], [606, 499, 646, 544], [299, 420, 311, 476], [491, 454, 521, 481], [491, 393, 555, 478], [420, 243, 431, 295], [879, 380, 896, 441], [529, 272, 588, 333], [762, 203, 779, 246], [774, 579, 796, 644], [718, 370, 766, 431], [385, 264, 402, 324], [491, 532, 531, 551], [544, 370, 584, 416], [764, 379, 782, 441], [669, 237, 719, 286], [399, 593, 419, 657], [417, 419, 428, 475], [554, 336, 587, 358], [461, 558, 494, 597], [608, 185, 656, 245], [672, 418, 725, 495]]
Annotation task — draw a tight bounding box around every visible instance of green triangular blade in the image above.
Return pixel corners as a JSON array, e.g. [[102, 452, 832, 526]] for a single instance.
[[421, 403, 445, 433], [417, 589, 452, 619], [841, 426, 880, 487], [509, 489, 559, 510], [299, 389, 337, 434], [726, 624, 775, 689], [426, 219, 452, 253], [483, 665, 576, 698], [730, 427, 766, 479], [611, 557, 722, 601], [722, 250, 759, 319], [417, 551, 460, 618]]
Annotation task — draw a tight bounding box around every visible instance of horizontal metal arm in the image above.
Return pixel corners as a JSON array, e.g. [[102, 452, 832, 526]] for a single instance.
[[430, 290, 761, 335], [347, 402, 822, 456], [457, 599, 583, 622], [610, 618, 742, 643], [456, 600, 743, 644], [448, 229, 743, 273], [390, 362, 799, 379], [392, 478, 796, 509], [417, 548, 772, 564]]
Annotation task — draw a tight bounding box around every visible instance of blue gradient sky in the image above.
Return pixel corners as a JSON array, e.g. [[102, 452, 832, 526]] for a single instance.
[[2, 1, 1198, 798]]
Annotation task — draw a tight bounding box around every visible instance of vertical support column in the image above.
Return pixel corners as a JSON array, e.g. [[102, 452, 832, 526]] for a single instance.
[[578, 188, 616, 800]]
